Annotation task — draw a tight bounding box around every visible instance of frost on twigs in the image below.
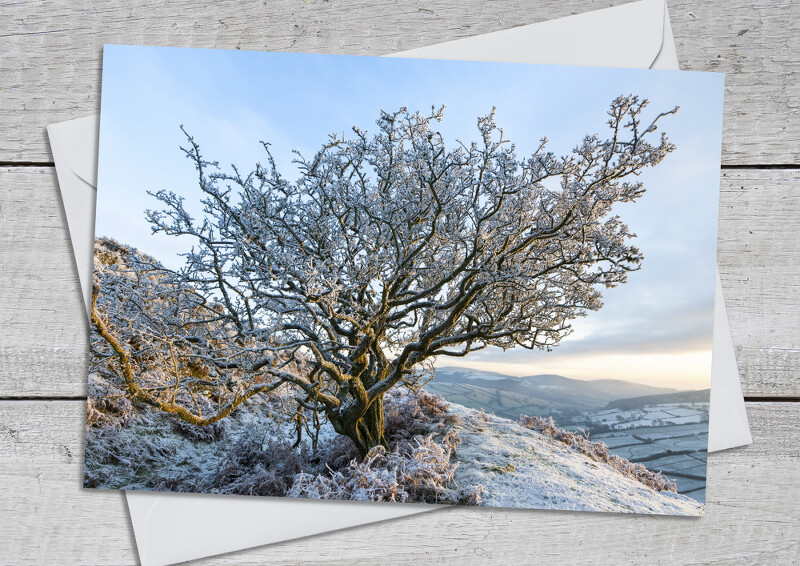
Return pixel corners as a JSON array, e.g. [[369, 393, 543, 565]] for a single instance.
[[288, 431, 462, 503], [384, 387, 454, 443], [91, 95, 678, 458], [90, 237, 294, 428]]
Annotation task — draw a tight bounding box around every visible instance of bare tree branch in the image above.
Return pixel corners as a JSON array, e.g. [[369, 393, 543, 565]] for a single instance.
[[92, 96, 677, 456]]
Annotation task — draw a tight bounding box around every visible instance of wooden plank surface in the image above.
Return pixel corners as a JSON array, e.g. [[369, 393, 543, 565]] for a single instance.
[[0, 0, 798, 165], [0, 400, 797, 565], [1, 0, 798, 564], [717, 170, 800, 397], [2, 166, 797, 398]]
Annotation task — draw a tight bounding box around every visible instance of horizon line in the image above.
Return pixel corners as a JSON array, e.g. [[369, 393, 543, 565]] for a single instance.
[[434, 364, 710, 393]]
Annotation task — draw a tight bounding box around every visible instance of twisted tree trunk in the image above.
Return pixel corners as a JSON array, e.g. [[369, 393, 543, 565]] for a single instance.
[[332, 394, 388, 459]]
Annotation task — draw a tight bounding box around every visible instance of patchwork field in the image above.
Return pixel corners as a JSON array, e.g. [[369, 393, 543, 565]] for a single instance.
[[577, 408, 709, 502]]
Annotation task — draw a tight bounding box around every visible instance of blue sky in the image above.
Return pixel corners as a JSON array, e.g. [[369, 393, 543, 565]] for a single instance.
[[97, 45, 725, 389]]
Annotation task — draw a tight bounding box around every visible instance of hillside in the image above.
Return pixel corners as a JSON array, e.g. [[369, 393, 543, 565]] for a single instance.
[[441, 403, 701, 514], [85, 381, 703, 515], [604, 389, 711, 411], [424, 367, 676, 421], [86, 240, 701, 513]]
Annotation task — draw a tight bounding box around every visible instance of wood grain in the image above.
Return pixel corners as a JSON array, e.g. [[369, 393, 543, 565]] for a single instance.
[[1, 400, 797, 565], [717, 170, 800, 396], [2, 167, 797, 397], [0, 167, 89, 398], [0, 0, 797, 165], [1, 1, 798, 563], [669, 0, 799, 165]]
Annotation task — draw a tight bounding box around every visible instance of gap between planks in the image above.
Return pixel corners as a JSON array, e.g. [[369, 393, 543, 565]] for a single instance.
[[1, 396, 799, 402], [2, 163, 799, 169]]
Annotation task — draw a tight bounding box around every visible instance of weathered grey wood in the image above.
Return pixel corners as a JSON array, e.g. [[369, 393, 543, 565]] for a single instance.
[[2, 167, 797, 397], [0, 0, 797, 564], [0, 0, 798, 165], [0, 400, 797, 565], [718, 170, 800, 396], [0, 167, 89, 397], [669, 0, 799, 165]]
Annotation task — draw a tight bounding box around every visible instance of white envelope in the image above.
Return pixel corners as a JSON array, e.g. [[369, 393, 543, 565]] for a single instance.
[[48, 1, 751, 564]]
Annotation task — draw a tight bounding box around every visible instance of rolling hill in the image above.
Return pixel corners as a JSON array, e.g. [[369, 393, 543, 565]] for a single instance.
[[603, 389, 711, 411], [424, 367, 677, 421]]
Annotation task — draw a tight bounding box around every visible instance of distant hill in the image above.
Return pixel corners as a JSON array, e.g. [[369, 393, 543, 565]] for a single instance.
[[424, 367, 675, 421], [603, 389, 711, 411]]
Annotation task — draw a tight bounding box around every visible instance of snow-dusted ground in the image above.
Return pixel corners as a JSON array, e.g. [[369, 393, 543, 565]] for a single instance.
[[84, 389, 703, 515], [445, 404, 704, 515], [84, 394, 297, 492]]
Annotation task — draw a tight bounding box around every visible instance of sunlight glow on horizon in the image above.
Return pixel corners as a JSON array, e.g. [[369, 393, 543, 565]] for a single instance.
[[437, 349, 713, 391]]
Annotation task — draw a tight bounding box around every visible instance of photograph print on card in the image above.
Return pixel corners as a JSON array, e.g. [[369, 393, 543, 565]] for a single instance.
[[86, 46, 723, 515]]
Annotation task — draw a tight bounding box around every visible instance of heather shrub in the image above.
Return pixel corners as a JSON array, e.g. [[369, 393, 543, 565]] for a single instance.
[[86, 373, 135, 429], [84, 393, 295, 493], [318, 434, 360, 472], [172, 395, 230, 441], [83, 411, 194, 489], [288, 431, 461, 504], [384, 388, 452, 444], [213, 435, 308, 497], [151, 470, 208, 492], [173, 418, 228, 442], [519, 415, 677, 492]]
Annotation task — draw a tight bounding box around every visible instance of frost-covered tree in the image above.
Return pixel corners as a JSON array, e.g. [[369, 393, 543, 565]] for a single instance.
[[90, 238, 285, 426], [92, 95, 677, 457]]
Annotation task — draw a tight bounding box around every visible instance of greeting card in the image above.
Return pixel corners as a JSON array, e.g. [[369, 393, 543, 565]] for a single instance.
[[86, 46, 723, 515]]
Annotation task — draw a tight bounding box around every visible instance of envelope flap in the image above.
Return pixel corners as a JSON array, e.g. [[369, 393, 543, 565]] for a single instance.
[[49, 115, 100, 187], [47, 115, 100, 315], [390, 0, 666, 69], [128, 493, 434, 566]]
